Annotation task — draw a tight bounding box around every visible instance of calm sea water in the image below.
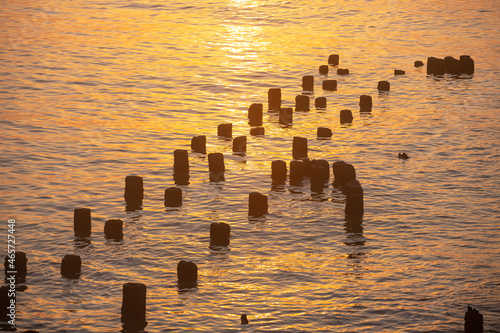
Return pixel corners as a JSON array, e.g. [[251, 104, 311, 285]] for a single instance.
[[1, 0, 499, 332]]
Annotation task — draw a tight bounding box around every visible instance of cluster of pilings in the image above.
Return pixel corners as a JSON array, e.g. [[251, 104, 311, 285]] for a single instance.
[[2, 52, 479, 331]]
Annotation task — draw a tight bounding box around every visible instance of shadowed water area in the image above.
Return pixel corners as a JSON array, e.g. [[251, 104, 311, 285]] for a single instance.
[[1, 0, 500, 331]]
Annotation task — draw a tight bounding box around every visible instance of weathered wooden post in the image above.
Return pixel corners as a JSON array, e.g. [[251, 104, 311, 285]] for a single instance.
[[208, 153, 225, 182], [173, 149, 190, 185], [248, 103, 263, 126], [121, 282, 147, 330], [125, 175, 143, 208], [74, 208, 91, 237], [191, 135, 206, 154], [210, 222, 231, 246], [292, 136, 307, 160], [268, 88, 281, 111], [248, 192, 268, 217], [61, 254, 81, 279], [164, 187, 182, 207], [104, 219, 123, 240]]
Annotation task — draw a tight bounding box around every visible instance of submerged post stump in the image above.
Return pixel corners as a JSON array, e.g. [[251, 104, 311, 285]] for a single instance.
[[164, 187, 182, 207], [460, 55, 474, 75], [104, 219, 123, 240], [177, 260, 198, 287], [173, 149, 190, 185], [250, 127, 265, 136], [328, 54, 339, 66], [295, 95, 310, 111], [322, 79, 337, 91], [268, 88, 281, 111], [61, 254, 81, 279], [241, 314, 249, 325], [319, 65, 329, 75], [340, 109, 353, 124], [279, 107, 293, 125], [271, 160, 287, 184], [313, 159, 330, 181], [427, 57, 445, 76], [233, 136, 247, 155], [302, 75, 314, 91], [332, 161, 356, 188], [302, 157, 312, 177], [210, 222, 231, 246], [292, 136, 307, 160], [414, 60, 424, 67], [125, 175, 144, 208], [208, 153, 225, 182], [359, 95, 372, 112], [310, 164, 327, 193], [74, 208, 91, 237], [464, 306, 483, 333], [191, 135, 206, 154], [337, 68, 349, 75], [317, 127, 332, 138], [345, 179, 364, 219], [315, 96, 327, 108], [248, 192, 268, 217], [394, 69, 405, 75], [218, 123, 232, 138], [121, 282, 147, 330], [444, 56, 461, 75], [248, 103, 263, 126], [377, 81, 390, 92], [289, 160, 304, 186], [4, 251, 27, 283]]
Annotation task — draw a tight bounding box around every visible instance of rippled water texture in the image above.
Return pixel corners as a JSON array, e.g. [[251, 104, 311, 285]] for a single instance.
[[1, 0, 500, 331]]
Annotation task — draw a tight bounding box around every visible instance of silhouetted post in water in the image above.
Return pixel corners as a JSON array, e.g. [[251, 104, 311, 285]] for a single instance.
[[218, 123, 232, 138], [268, 88, 281, 111], [164, 187, 182, 207], [121, 282, 147, 330], [398, 152, 410, 160], [310, 164, 326, 193], [177, 260, 197, 287], [315, 97, 326, 108], [61, 254, 81, 279], [295, 95, 310, 111], [302, 157, 312, 177], [250, 127, 265, 136], [444, 56, 461, 75], [191, 135, 206, 154], [317, 127, 332, 138], [394, 69, 405, 75], [319, 65, 329, 74], [248, 103, 263, 126], [279, 107, 293, 125], [377, 81, 390, 92], [104, 219, 123, 240], [340, 109, 353, 124], [292, 136, 307, 160], [328, 54, 339, 66], [460, 55, 474, 74], [241, 314, 249, 325], [289, 160, 304, 186], [4, 251, 27, 283], [271, 160, 287, 184], [464, 306, 483, 333], [359, 95, 372, 112], [414, 60, 424, 67], [337, 68, 349, 75], [302, 75, 314, 91], [322, 80, 337, 91], [248, 192, 268, 217], [332, 161, 356, 188], [74, 208, 91, 237], [345, 179, 364, 219], [233, 136, 247, 155], [210, 222, 230, 246], [125, 175, 143, 208], [427, 57, 445, 76], [208, 153, 225, 181], [313, 159, 330, 181], [173, 149, 190, 185]]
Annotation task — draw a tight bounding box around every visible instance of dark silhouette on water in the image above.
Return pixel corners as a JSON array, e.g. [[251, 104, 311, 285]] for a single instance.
[[322, 79, 337, 91], [210, 222, 231, 247], [121, 282, 147, 331], [279, 107, 293, 126], [250, 127, 265, 136], [4, 251, 27, 283], [377, 80, 390, 92], [248, 103, 263, 126], [292, 136, 307, 160], [359, 95, 372, 112], [398, 152, 410, 160], [61, 254, 81, 279], [340, 109, 353, 124], [289, 160, 304, 186], [173, 149, 190, 185], [332, 161, 356, 189], [74, 208, 91, 237], [268, 88, 281, 111], [414, 60, 424, 67], [208, 153, 225, 182], [328, 54, 339, 66], [345, 179, 364, 220], [337, 68, 349, 75], [104, 219, 124, 240], [295, 94, 310, 111], [317, 127, 332, 139], [271, 160, 287, 185], [464, 306, 483, 333], [241, 314, 249, 325], [319, 65, 329, 75], [164, 187, 182, 207], [394, 69, 405, 75], [125, 175, 144, 210], [248, 192, 268, 217], [315, 96, 327, 108], [191, 135, 206, 154], [217, 123, 232, 138], [302, 75, 314, 92], [177, 260, 198, 289]]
